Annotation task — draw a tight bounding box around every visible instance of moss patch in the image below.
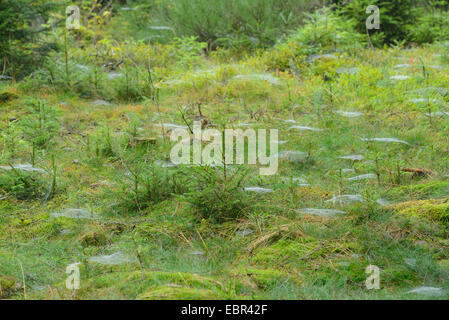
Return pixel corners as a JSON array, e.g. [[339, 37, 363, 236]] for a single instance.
[[86, 270, 224, 299], [77, 224, 122, 247], [0, 91, 19, 104], [388, 181, 449, 201], [253, 238, 320, 265], [0, 275, 19, 298], [138, 286, 221, 300], [438, 259, 449, 269], [228, 267, 301, 290], [390, 198, 449, 224]]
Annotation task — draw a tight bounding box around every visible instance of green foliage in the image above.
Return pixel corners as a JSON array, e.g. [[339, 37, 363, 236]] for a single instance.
[[407, 8, 449, 44], [157, 0, 317, 51], [90, 126, 116, 160], [292, 7, 365, 54], [264, 8, 365, 71], [388, 181, 449, 202], [338, 0, 418, 45], [111, 65, 154, 102], [20, 99, 61, 149], [182, 166, 253, 222], [172, 37, 207, 68], [0, 275, 18, 298], [0, 0, 57, 78], [44, 54, 101, 98], [0, 91, 19, 104], [105, 1, 160, 42], [109, 161, 187, 215], [3, 0, 449, 301], [393, 198, 449, 225], [24, 37, 164, 102], [28, 32, 109, 99], [0, 167, 48, 200]]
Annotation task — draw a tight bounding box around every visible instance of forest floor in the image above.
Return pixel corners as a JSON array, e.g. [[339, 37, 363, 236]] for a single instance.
[[1, 43, 449, 299]]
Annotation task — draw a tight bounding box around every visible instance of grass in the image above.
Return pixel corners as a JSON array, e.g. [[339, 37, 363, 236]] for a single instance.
[[1, 37, 449, 300]]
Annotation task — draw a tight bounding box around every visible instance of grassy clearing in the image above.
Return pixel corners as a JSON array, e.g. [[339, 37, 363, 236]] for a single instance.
[[1, 12, 449, 299]]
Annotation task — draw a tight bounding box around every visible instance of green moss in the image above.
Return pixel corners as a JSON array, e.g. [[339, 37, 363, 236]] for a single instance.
[[127, 270, 221, 289], [391, 198, 449, 224], [381, 266, 418, 287], [0, 275, 18, 298], [306, 260, 367, 286], [388, 181, 449, 201], [0, 170, 48, 200], [228, 267, 301, 290], [138, 286, 221, 300], [253, 238, 317, 264], [77, 224, 121, 247], [0, 91, 19, 104], [79, 230, 108, 247], [87, 270, 223, 299], [252, 237, 359, 268], [437, 259, 449, 269], [0, 203, 70, 241]]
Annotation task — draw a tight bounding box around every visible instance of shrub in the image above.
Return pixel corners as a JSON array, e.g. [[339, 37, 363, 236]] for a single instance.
[[109, 161, 187, 215], [291, 7, 366, 54], [157, 0, 318, 51], [109, 67, 148, 102], [337, 0, 418, 45], [263, 8, 365, 71], [0, 167, 48, 200], [19, 99, 61, 150], [38, 41, 106, 99], [407, 8, 449, 44], [24, 37, 171, 102], [90, 126, 117, 160], [105, 0, 160, 42], [0, 0, 57, 79], [182, 166, 253, 223]]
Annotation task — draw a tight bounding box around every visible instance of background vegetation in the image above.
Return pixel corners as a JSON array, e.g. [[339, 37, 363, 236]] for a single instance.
[[1, 0, 449, 300]]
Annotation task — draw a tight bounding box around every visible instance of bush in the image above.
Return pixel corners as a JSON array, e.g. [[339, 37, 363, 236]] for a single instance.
[[337, 0, 418, 45], [105, 0, 158, 42], [22, 37, 184, 101], [292, 8, 366, 53], [89, 126, 117, 161], [0, 167, 48, 200], [157, 0, 318, 51], [0, 0, 57, 79], [263, 8, 365, 71], [182, 166, 253, 223], [110, 65, 154, 102], [19, 99, 61, 150], [407, 9, 449, 44], [109, 161, 187, 215]]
